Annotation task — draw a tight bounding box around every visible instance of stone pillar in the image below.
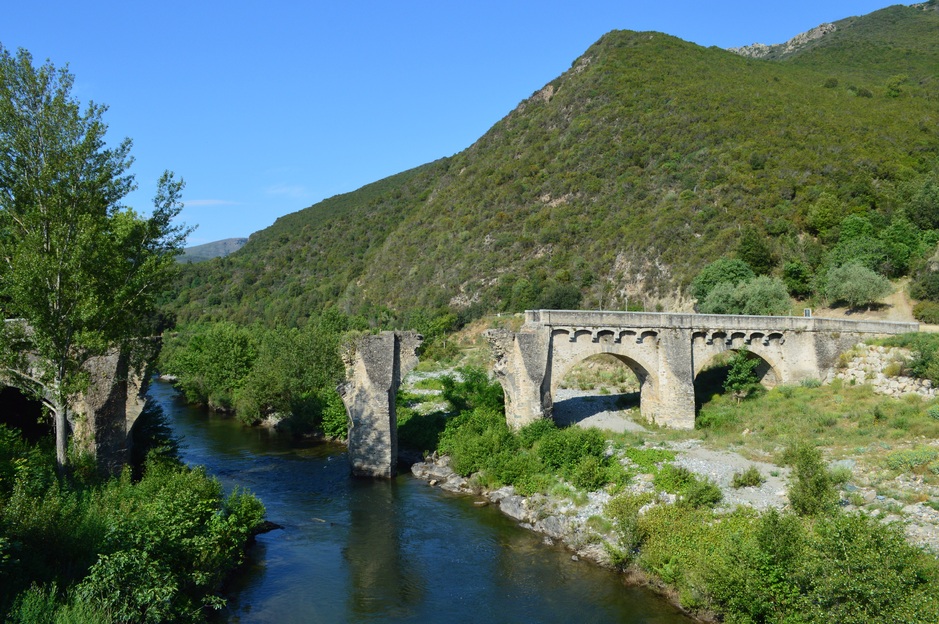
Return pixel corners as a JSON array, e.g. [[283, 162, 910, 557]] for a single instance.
[[647, 328, 695, 429], [339, 331, 422, 478], [486, 327, 551, 430], [71, 349, 150, 476]]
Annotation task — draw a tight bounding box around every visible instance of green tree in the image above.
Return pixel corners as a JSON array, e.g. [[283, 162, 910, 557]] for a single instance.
[[723, 347, 760, 403], [907, 178, 939, 231], [782, 261, 814, 298], [736, 227, 775, 275], [0, 47, 189, 469], [690, 258, 755, 303], [825, 262, 892, 309], [699, 276, 790, 316]]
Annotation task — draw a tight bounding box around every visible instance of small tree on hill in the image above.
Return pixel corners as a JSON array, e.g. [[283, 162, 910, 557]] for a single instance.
[[824, 262, 892, 309], [0, 47, 190, 470], [691, 258, 755, 303]]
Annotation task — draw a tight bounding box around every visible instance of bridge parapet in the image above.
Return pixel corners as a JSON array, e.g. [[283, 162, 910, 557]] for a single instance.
[[525, 310, 918, 335]]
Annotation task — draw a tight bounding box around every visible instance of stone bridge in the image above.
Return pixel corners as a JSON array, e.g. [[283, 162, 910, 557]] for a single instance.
[[338, 313, 917, 477], [486, 310, 918, 430]]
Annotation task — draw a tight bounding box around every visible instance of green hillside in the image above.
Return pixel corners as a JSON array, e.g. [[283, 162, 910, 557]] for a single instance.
[[166, 2, 939, 328]]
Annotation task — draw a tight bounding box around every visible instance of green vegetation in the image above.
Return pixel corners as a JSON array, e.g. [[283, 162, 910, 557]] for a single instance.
[[723, 348, 762, 403], [731, 466, 765, 488], [160, 4, 939, 329], [825, 262, 893, 309], [159, 311, 353, 435], [880, 332, 939, 385], [0, 412, 265, 622], [698, 275, 791, 315], [0, 46, 189, 470]]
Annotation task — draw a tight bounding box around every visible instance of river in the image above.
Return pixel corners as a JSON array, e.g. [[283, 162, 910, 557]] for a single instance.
[[152, 380, 691, 623]]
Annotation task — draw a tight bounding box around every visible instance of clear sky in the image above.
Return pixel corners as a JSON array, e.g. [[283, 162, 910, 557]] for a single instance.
[[2, 1, 896, 246]]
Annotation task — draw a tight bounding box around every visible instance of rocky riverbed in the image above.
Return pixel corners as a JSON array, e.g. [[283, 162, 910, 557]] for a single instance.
[[410, 385, 939, 563]]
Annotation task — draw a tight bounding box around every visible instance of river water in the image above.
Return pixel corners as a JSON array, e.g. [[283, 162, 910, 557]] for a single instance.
[[152, 380, 691, 623]]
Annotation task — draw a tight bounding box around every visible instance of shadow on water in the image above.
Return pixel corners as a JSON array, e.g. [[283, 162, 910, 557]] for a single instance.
[[552, 392, 640, 427]]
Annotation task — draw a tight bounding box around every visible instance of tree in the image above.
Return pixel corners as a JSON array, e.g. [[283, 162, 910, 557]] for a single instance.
[[825, 262, 892, 309], [723, 347, 760, 403], [690, 258, 755, 303], [0, 47, 189, 470], [736, 227, 775, 275], [699, 275, 791, 316]]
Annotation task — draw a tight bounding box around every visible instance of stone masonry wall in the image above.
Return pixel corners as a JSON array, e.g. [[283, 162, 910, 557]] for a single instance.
[[830, 343, 936, 399]]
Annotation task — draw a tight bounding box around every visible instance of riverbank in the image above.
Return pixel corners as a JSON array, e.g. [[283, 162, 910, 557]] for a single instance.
[[399, 352, 939, 621]]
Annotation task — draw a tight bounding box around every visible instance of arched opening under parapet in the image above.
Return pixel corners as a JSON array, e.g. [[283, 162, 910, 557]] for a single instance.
[[552, 353, 646, 431], [694, 349, 779, 410], [0, 386, 50, 444]]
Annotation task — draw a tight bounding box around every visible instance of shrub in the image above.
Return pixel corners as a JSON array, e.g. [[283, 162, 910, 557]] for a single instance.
[[886, 446, 939, 472], [785, 443, 837, 516], [731, 466, 765, 488], [706, 509, 805, 620], [653, 463, 695, 493], [913, 300, 939, 324], [536, 427, 606, 475], [681, 478, 723, 509], [606, 492, 654, 563], [440, 366, 504, 413], [799, 512, 939, 622], [699, 275, 791, 316], [624, 447, 675, 471], [571, 454, 608, 491], [724, 347, 761, 402]]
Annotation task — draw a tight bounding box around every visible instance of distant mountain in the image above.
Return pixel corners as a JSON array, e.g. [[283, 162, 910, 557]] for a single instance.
[[166, 2, 939, 328], [178, 238, 248, 264]]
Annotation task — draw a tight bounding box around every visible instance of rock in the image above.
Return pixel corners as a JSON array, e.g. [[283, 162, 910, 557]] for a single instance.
[[499, 494, 528, 521], [537, 515, 566, 539]]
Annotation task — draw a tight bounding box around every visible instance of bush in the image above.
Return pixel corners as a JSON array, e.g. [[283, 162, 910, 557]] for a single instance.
[[913, 300, 939, 324], [799, 512, 939, 622], [681, 478, 723, 509], [785, 443, 837, 516], [731, 466, 765, 488], [536, 427, 606, 475], [724, 348, 761, 402], [886, 446, 939, 472], [624, 447, 675, 471], [440, 366, 504, 413], [698, 276, 791, 316]]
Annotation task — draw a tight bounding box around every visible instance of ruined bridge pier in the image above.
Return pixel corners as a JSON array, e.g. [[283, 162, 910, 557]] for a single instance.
[[486, 311, 918, 430], [339, 331, 423, 478]]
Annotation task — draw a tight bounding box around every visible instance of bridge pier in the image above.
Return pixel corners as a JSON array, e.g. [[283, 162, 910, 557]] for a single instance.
[[0, 342, 150, 476], [338, 331, 422, 478]]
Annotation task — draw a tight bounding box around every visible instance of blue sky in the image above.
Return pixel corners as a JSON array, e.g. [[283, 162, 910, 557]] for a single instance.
[[3, 1, 895, 245]]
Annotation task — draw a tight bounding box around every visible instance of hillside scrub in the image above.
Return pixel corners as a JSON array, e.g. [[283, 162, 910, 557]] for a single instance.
[[164, 5, 939, 328], [0, 415, 265, 622]]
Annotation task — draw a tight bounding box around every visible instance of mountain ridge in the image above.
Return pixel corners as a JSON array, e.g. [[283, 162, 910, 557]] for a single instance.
[[167, 3, 939, 328]]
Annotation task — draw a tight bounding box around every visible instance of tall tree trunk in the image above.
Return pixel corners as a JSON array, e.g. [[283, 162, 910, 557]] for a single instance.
[[53, 372, 69, 474]]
